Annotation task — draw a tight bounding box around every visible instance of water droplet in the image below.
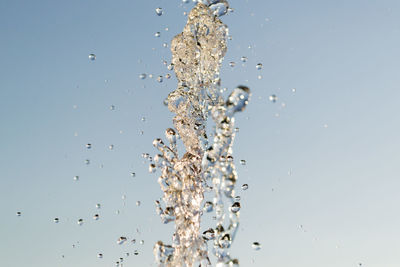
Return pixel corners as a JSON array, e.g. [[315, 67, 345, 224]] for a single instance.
[[226, 85, 251, 113], [54, 217, 59, 223], [203, 201, 214, 212], [117, 236, 127, 245], [165, 73, 171, 79], [136, 201, 141, 206], [134, 250, 139, 255], [292, 88, 296, 93], [167, 63, 174, 71], [241, 184, 249, 190], [230, 202, 241, 213], [130, 172, 136, 177], [77, 219, 84, 225], [155, 32, 161, 37], [241, 56, 248, 62], [109, 144, 114, 150], [234, 196, 241, 202], [155, 7, 163, 16], [209, 1, 229, 17], [86, 143, 91, 149], [88, 54, 96, 61], [219, 234, 232, 248], [256, 63, 263, 70], [269, 94, 277, 103], [202, 228, 215, 240], [240, 159, 246, 165], [140, 240, 144, 245], [85, 159, 90, 165], [157, 76, 163, 83], [96, 203, 101, 209], [182, 0, 189, 3], [149, 164, 156, 173], [97, 253, 103, 258], [110, 105, 115, 110], [139, 73, 146, 80], [73, 176, 79, 181], [252, 242, 261, 250], [229, 61, 235, 67], [131, 239, 136, 244], [162, 42, 168, 48], [16, 211, 21, 216], [93, 214, 99, 220]]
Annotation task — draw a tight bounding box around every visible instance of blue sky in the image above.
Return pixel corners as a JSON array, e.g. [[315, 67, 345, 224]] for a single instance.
[[1, 0, 400, 266]]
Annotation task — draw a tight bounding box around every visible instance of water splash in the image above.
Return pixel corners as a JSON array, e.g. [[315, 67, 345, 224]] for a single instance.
[[151, 2, 250, 266]]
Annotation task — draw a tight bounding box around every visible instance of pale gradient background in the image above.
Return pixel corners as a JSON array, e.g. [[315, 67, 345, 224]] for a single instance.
[[1, 0, 400, 266]]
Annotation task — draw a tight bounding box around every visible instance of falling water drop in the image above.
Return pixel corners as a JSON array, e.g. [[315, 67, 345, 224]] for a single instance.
[[117, 237, 127, 245], [203, 201, 214, 212], [269, 94, 277, 103], [88, 54, 96, 61], [155, 7, 163, 16], [230, 202, 241, 213], [252, 242, 261, 250]]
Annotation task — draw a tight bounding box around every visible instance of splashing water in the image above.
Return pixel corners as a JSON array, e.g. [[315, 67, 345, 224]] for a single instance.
[[151, 2, 250, 266]]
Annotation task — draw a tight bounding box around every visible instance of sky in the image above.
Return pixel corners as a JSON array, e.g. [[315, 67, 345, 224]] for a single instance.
[[1, 0, 400, 266]]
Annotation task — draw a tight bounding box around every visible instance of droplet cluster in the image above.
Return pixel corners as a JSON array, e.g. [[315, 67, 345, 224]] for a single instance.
[[150, 2, 250, 266]]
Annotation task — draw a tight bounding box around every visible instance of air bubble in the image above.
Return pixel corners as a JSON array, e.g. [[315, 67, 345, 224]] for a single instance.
[[241, 184, 249, 190]]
